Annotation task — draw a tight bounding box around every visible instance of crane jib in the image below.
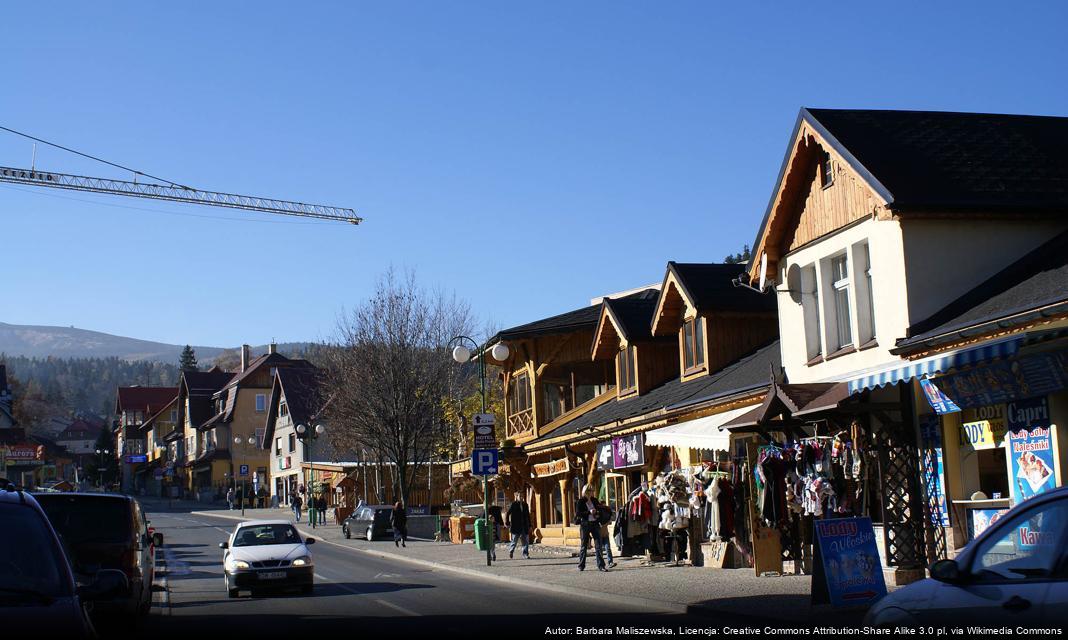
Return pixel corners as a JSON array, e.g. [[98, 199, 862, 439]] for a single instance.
[[0, 165, 360, 224]]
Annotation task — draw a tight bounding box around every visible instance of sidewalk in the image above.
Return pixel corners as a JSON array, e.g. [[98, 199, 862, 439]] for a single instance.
[[170, 500, 857, 624]]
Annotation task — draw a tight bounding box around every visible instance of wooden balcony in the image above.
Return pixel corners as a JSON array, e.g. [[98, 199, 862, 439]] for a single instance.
[[506, 409, 534, 441]]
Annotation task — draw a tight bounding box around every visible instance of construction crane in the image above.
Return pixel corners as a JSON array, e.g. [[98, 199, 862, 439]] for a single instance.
[[0, 126, 361, 224]]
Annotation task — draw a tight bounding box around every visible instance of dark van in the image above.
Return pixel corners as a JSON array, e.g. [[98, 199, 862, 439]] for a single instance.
[[34, 493, 155, 617]]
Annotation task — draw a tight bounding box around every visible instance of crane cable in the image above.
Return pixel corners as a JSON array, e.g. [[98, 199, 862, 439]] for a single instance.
[[0, 124, 191, 189]]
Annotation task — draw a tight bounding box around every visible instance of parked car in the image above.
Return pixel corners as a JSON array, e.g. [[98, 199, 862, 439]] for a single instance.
[[220, 520, 315, 598], [1, 488, 126, 637], [865, 486, 1068, 625], [33, 493, 155, 617], [342, 505, 394, 540]]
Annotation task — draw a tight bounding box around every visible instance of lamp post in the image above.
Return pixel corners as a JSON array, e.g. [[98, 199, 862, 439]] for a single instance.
[[450, 336, 510, 567], [296, 423, 326, 522], [232, 435, 257, 516], [95, 448, 111, 488]]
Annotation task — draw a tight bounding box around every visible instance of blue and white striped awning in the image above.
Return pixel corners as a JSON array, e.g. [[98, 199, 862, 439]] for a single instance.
[[847, 338, 1022, 395]]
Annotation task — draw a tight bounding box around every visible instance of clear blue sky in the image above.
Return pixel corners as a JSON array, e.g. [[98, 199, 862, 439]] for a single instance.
[[2, 2, 1066, 348]]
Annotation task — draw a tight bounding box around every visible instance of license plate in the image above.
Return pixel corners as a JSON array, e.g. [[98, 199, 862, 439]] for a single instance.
[[259, 571, 286, 580]]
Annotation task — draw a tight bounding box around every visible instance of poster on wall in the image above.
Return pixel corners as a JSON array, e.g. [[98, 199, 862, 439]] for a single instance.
[[969, 508, 1009, 539], [811, 517, 887, 609], [919, 415, 949, 527]]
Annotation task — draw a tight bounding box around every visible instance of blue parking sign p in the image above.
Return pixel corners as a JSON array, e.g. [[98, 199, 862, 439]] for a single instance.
[[472, 449, 498, 476], [239, 464, 249, 477]]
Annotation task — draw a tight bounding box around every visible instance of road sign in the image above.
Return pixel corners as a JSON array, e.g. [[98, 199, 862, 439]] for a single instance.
[[472, 449, 498, 476], [474, 425, 496, 449], [473, 413, 495, 426], [125, 454, 147, 464], [239, 464, 249, 477]]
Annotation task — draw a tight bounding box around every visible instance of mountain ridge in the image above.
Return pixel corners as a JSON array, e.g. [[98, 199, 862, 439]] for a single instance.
[[0, 322, 307, 364]]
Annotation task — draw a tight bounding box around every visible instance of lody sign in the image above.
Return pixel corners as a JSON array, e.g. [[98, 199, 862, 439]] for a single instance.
[[812, 517, 887, 609]]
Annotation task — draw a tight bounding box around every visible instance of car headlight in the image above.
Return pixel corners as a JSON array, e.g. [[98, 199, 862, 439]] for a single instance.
[[227, 559, 250, 571], [291, 556, 312, 567]]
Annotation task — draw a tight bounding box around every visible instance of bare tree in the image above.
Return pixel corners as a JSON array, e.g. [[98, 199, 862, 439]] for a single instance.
[[322, 268, 474, 507]]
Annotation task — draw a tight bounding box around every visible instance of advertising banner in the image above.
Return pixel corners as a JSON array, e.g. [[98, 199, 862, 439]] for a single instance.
[[969, 508, 1009, 539], [812, 517, 887, 608], [596, 441, 613, 470], [611, 433, 644, 469], [919, 415, 949, 527], [935, 351, 1068, 409], [1006, 426, 1057, 505], [920, 379, 960, 414]]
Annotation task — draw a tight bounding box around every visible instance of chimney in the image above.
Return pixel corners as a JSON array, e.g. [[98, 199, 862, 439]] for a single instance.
[[241, 344, 251, 372], [268, 342, 277, 355]]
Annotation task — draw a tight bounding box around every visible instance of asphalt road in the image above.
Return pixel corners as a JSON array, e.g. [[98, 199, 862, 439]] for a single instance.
[[121, 509, 735, 638]]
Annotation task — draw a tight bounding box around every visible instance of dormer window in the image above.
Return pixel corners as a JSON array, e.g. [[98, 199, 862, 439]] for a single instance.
[[616, 346, 637, 395], [820, 150, 834, 188], [681, 317, 706, 373]]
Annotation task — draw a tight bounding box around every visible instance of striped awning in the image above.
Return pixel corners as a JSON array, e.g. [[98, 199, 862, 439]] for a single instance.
[[645, 405, 753, 451], [847, 337, 1022, 394]]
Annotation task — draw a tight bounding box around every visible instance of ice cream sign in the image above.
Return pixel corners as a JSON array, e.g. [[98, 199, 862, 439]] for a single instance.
[[1004, 396, 1057, 506]]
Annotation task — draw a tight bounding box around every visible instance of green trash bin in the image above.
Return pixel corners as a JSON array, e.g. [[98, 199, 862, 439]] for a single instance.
[[474, 518, 491, 551]]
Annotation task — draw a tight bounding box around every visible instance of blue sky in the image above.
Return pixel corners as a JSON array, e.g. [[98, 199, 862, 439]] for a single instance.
[[1, 2, 1066, 348]]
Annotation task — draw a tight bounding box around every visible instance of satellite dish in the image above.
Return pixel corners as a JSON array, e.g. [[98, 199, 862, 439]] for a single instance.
[[786, 264, 803, 305], [758, 252, 769, 292]]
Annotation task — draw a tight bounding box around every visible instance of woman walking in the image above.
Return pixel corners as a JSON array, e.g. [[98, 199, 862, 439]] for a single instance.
[[291, 492, 303, 522], [391, 501, 408, 547]]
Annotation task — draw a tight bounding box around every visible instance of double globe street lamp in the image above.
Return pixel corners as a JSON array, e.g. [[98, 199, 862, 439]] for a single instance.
[[232, 435, 257, 516], [450, 336, 509, 567], [296, 423, 326, 520]]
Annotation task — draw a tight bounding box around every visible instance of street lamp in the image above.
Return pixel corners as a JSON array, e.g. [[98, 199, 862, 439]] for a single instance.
[[232, 435, 257, 516], [95, 448, 111, 487], [296, 423, 326, 520], [450, 336, 509, 567]]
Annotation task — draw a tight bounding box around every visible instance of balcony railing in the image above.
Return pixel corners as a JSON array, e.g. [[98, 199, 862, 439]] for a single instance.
[[506, 409, 534, 440]]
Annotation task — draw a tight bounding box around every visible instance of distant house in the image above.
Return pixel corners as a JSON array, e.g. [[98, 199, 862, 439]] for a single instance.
[[56, 417, 104, 458], [114, 385, 179, 492]]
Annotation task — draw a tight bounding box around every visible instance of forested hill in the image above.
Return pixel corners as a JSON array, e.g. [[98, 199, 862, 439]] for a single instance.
[[2, 355, 182, 425]]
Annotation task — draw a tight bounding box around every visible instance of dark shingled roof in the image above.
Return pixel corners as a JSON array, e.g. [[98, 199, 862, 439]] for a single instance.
[[115, 387, 178, 416], [603, 291, 662, 342], [527, 340, 781, 448], [495, 288, 660, 342], [667, 262, 778, 314], [894, 228, 1068, 352], [180, 369, 233, 429], [276, 367, 322, 428], [806, 108, 1068, 212]]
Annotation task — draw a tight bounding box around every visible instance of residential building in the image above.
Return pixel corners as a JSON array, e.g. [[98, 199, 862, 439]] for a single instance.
[[174, 367, 235, 499], [0, 365, 14, 429], [114, 385, 179, 492]]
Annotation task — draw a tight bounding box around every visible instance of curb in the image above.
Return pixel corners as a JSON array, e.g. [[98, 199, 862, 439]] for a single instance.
[[191, 510, 686, 615]]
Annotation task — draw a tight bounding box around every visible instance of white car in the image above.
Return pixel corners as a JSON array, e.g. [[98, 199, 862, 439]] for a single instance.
[[865, 486, 1068, 626], [220, 520, 315, 598]]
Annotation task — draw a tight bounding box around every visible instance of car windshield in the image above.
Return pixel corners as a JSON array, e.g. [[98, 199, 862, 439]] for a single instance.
[[233, 524, 301, 547], [0, 503, 71, 601], [34, 495, 130, 544]]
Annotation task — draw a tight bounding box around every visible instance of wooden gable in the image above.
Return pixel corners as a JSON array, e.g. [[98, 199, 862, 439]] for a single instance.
[[749, 113, 891, 286], [651, 271, 696, 337]]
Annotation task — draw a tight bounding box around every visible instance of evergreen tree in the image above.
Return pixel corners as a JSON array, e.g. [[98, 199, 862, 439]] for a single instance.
[[179, 345, 199, 371], [723, 243, 752, 265]]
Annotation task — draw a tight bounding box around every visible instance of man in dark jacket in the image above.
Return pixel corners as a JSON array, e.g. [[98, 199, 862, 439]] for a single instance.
[[575, 485, 608, 572], [391, 502, 408, 548], [506, 492, 532, 559]]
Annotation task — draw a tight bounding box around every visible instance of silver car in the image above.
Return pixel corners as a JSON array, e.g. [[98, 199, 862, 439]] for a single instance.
[[220, 520, 315, 598], [866, 486, 1068, 625]]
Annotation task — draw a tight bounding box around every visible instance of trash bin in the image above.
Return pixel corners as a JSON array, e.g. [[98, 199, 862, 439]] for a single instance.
[[474, 518, 491, 551]]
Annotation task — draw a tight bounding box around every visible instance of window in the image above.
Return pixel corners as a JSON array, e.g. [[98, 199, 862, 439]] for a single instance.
[[831, 254, 853, 349], [549, 483, 563, 525], [971, 498, 1068, 582], [801, 264, 823, 360], [255, 394, 267, 413], [274, 437, 282, 456], [616, 346, 637, 394], [169, 409, 178, 424], [681, 317, 706, 372], [862, 243, 876, 342], [820, 150, 834, 188], [279, 402, 288, 418], [508, 373, 532, 415], [288, 433, 296, 453]]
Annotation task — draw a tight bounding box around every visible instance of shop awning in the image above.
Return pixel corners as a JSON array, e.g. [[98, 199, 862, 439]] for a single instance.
[[846, 337, 1022, 395], [645, 405, 753, 451]]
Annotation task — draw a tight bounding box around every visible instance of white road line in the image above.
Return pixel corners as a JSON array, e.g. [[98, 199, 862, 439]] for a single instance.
[[374, 598, 418, 616]]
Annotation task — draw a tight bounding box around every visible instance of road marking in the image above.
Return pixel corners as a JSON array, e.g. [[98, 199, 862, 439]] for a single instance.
[[374, 598, 418, 616], [374, 572, 401, 579]]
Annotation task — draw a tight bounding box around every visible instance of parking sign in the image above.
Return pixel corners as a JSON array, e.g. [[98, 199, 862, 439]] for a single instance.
[[472, 449, 498, 476], [239, 464, 249, 477]]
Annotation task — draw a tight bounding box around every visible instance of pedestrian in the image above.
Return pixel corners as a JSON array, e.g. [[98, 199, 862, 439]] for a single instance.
[[391, 501, 408, 547], [599, 504, 617, 568], [575, 485, 608, 572], [291, 492, 303, 522], [506, 492, 531, 559], [257, 485, 267, 509], [488, 505, 503, 561], [317, 494, 328, 525], [226, 487, 235, 510], [308, 493, 319, 528]]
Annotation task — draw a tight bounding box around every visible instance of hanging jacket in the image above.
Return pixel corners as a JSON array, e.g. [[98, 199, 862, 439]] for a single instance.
[[629, 492, 653, 523]]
